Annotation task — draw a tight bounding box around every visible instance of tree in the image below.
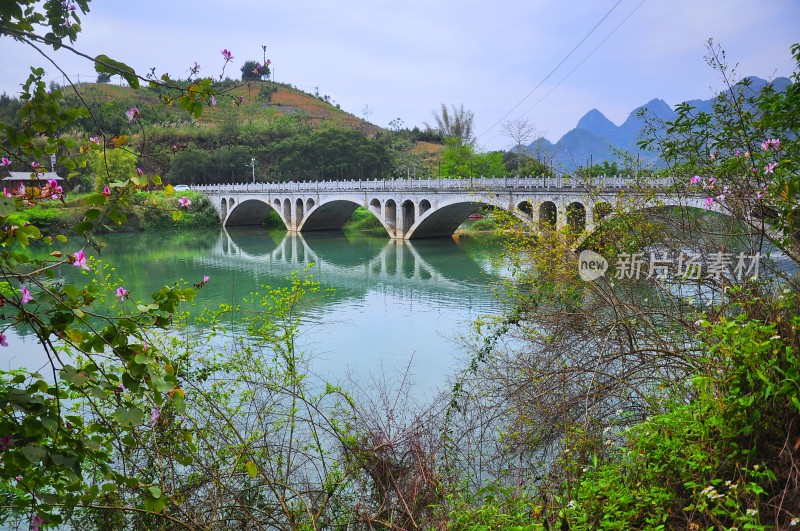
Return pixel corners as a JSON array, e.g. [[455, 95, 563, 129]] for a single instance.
[[424, 103, 474, 146], [501, 118, 539, 173], [444, 40, 800, 528], [96, 72, 112, 84], [0, 2, 231, 527], [241, 59, 270, 81]]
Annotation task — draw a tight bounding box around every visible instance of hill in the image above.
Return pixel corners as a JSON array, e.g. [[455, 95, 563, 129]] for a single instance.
[[527, 76, 793, 173], [20, 80, 444, 185]]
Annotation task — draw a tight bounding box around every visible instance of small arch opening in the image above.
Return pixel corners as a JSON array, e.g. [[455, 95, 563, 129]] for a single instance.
[[539, 201, 557, 228], [419, 199, 431, 216], [517, 200, 533, 217], [594, 201, 612, 221], [401, 200, 415, 232], [385, 199, 397, 230], [567, 202, 586, 233], [283, 198, 291, 222]]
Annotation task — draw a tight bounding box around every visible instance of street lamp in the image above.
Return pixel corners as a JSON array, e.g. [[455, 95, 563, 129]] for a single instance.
[[248, 157, 256, 183]]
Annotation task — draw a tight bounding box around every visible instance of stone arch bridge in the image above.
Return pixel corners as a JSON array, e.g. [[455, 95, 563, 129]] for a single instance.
[[194, 176, 713, 239]]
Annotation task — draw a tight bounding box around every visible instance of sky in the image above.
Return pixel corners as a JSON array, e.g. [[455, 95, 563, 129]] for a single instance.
[[1, 0, 798, 152]]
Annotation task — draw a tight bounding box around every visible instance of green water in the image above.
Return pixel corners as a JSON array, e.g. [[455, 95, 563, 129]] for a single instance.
[[4, 228, 507, 393]]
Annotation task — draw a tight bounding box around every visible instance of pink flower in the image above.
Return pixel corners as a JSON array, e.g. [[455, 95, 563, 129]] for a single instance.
[[203, 275, 210, 283], [0, 157, 10, 167], [690, 175, 701, 185], [101, 186, 111, 197], [178, 196, 192, 210], [125, 106, 140, 123], [15, 475, 22, 481], [0, 434, 13, 449], [221, 49, 234, 61], [20, 286, 33, 305], [765, 162, 779, 174], [47, 179, 63, 198], [210, 95, 217, 106], [137, 168, 143, 176], [761, 138, 780, 151], [72, 250, 90, 270], [3, 188, 10, 197], [151, 407, 160, 428], [757, 191, 763, 199], [716, 194, 726, 202], [704, 197, 714, 209], [89, 136, 100, 144], [0, 333, 7, 347], [31, 161, 40, 169], [116, 286, 129, 302], [31, 514, 44, 531]]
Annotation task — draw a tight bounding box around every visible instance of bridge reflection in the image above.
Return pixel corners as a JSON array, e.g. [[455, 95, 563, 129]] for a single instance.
[[197, 228, 498, 304]]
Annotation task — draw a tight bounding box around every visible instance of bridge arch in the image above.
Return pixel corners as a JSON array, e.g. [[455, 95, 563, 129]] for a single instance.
[[567, 202, 587, 232], [283, 198, 291, 223], [540, 201, 557, 228], [225, 198, 276, 226], [385, 200, 397, 233], [419, 199, 431, 217], [402, 200, 415, 233], [517, 200, 534, 219], [297, 198, 361, 232]]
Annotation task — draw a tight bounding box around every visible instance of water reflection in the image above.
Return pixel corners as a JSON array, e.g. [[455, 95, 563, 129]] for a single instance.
[[203, 228, 498, 307], [5, 228, 504, 393]]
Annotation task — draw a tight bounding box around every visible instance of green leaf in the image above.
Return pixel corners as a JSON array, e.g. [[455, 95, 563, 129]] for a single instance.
[[173, 392, 186, 415], [94, 55, 140, 89], [172, 210, 183, 222], [22, 444, 47, 463], [0, 196, 15, 217], [148, 486, 162, 499], [245, 461, 258, 478], [75, 220, 93, 235], [113, 406, 144, 426]]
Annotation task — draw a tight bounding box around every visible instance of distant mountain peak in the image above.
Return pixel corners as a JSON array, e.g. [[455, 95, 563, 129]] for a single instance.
[[524, 76, 789, 172], [576, 109, 618, 140]]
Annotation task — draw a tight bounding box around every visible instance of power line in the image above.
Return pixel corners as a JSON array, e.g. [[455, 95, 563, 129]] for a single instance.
[[518, 0, 648, 119], [481, 0, 648, 148], [475, 0, 636, 145]]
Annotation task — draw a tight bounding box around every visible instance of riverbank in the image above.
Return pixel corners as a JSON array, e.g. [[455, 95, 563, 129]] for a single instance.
[[8, 190, 219, 235]]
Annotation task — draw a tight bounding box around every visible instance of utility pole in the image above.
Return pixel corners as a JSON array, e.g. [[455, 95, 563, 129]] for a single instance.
[[261, 44, 267, 80]]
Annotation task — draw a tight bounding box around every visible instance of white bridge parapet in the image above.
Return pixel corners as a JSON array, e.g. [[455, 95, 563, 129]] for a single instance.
[[193, 175, 711, 240]]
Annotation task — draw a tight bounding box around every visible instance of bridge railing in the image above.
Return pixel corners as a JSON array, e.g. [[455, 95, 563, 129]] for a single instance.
[[193, 175, 668, 194]]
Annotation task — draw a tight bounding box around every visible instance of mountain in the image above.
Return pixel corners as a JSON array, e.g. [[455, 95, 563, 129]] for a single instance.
[[526, 76, 792, 173]]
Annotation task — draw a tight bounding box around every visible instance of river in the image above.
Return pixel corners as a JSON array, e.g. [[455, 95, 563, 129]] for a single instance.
[[4, 227, 507, 395]]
